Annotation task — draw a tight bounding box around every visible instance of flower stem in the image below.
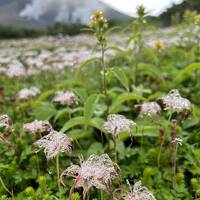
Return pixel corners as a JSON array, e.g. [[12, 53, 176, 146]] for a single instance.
[[157, 127, 164, 169], [172, 144, 178, 200], [101, 44, 106, 95], [56, 155, 61, 196]]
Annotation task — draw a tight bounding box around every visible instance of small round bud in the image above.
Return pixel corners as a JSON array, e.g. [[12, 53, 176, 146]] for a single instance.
[[176, 172, 184, 182], [191, 178, 198, 188], [137, 5, 146, 17], [25, 187, 35, 196]]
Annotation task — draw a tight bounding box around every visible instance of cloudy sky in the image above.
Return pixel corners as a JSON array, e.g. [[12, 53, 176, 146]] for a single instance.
[[19, 0, 183, 24], [100, 0, 183, 16]]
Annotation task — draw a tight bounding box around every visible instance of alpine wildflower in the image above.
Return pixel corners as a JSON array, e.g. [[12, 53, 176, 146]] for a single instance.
[[125, 181, 156, 200], [161, 89, 191, 113], [137, 102, 161, 117], [18, 87, 40, 100], [61, 154, 118, 200], [23, 120, 52, 134], [103, 114, 136, 138], [34, 130, 73, 160], [53, 91, 78, 106]]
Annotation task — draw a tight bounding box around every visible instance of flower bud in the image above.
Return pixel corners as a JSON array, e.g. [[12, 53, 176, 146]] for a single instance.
[[25, 186, 35, 196]]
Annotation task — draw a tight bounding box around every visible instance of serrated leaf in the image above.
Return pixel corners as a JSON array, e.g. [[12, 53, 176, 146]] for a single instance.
[[175, 63, 200, 82], [109, 93, 146, 113], [112, 67, 129, 91], [84, 94, 99, 128]]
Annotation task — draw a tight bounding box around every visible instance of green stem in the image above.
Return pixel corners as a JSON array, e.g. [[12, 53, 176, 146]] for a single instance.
[[100, 190, 103, 200], [56, 155, 61, 197], [101, 44, 106, 95], [114, 139, 117, 163], [172, 145, 178, 200], [157, 138, 164, 169], [0, 176, 15, 200]]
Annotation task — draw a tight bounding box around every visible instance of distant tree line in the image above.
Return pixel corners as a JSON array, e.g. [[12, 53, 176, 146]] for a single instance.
[[0, 23, 85, 39], [159, 0, 200, 26]]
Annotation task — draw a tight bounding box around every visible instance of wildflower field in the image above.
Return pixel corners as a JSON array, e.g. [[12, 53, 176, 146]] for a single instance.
[[0, 8, 200, 200]]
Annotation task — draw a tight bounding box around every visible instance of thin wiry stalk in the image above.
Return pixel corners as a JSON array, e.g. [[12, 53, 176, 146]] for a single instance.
[[56, 155, 61, 197], [101, 44, 106, 95], [157, 127, 165, 169], [172, 144, 178, 200]]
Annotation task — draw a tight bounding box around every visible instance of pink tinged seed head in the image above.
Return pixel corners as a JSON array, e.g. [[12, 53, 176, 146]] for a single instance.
[[6, 65, 26, 78], [34, 130, 73, 160], [0, 114, 12, 130], [103, 114, 136, 137], [126, 181, 156, 200], [61, 154, 118, 195], [161, 89, 191, 113], [23, 120, 52, 134], [138, 102, 161, 117], [53, 91, 78, 106], [18, 87, 40, 100]]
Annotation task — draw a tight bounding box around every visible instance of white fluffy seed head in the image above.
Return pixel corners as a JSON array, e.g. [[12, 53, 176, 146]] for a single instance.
[[171, 137, 183, 146], [18, 87, 40, 100], [126, 181, 156, 200], [0, 114, 12, 130], [62, 154, 118, 193], [6, 65, 26, 78], [23, 120, 52, 134], [34, 130, 73, 160], [138, 102, 161, 117], [161, 89, 191, 113], [53, 91, 78, 106], [103, 114, 136, 137]]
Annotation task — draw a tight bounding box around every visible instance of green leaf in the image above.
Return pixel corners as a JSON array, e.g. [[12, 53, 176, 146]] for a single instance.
[[32, 102, 56, 120], [77, 57, 100, 77], [84, 94, 99, 128], [87, 142, 104, 157], [112, 67, 129, 91], [68, 129, 92, 140], [109, 93, 146, 113], [61, 116, 85, 132], [54, 108, 69, 122], [36, 90, 54, 101], [175, 63, 200, 82], [61, 116, 103, 132]]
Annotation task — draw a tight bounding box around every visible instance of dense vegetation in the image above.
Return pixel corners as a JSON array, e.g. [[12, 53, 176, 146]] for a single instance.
[[0, 7, 200, 200], [0, 23, 86, 39]]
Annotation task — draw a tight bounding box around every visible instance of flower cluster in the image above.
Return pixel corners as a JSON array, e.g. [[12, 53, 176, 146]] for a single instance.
[[6, 65, 26, 78], [34, 130, 73, 160], [138, 102, 161, 117], [61, 154, 118, 196], [18, 87, 40, 100], [23, 120, 52, 134], [89, 11, 108, 46], [125, 181, 156, 200], [89, 11, 108, 32], [103, 114, 136, 137], [194, 15, 200, 25], [171, 137, 183, 146], [154, 40, 163, 52], [161, 89, 191, 113], [53, 91, 78, 106]]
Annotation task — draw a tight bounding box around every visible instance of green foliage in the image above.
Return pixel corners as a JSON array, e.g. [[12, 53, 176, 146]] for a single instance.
[[0, 10, 200, 200]]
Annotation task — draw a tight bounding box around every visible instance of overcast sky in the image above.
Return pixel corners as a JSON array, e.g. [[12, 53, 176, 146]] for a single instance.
[[100, 0, 183, 16]]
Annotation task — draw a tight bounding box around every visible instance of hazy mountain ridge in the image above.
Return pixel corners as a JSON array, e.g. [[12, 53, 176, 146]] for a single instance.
[[0, 0, 129, 27]]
